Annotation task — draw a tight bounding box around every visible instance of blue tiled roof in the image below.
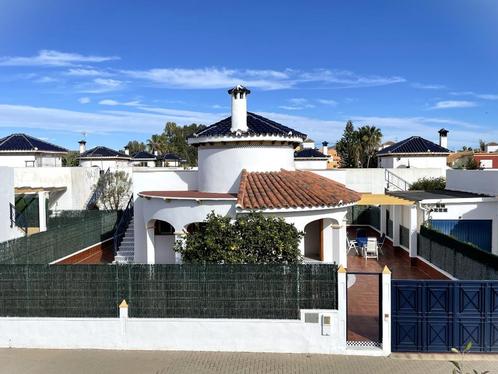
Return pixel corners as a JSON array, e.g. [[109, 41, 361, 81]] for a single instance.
[[160, 153, 181, 161], [294, 149, 328, 158], [377, 136, 450, 156], [132, 151, 156, 160], [0, 133, 68, 153], [80, 146, 130, 158], [191, 112, 307, 140]]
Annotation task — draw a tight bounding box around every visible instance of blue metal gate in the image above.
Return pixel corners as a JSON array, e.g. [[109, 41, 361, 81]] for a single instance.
[[392, 280, 498, 352]]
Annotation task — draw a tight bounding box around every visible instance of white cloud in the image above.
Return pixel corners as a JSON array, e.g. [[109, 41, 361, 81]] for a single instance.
[[430, 100, 477, 109], [411, 82, 446, 90], [78, 97, 91, 104], [317, 99, 338, 106], [98, 99, 141, 107], [450, 91, 498, 101], [78, 78, 124, 93], [122, 67, 405, 90], [279, 98, 315, 110], [0, 50, 119, 67], [0, 103, 223, 135], [298, 69, 406, 88], [33, 76, 58, 84], [65, 68, 110, 77]]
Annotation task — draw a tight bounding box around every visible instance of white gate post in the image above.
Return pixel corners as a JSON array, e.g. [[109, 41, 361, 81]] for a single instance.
[[337, 265, 347, 353], [382, 266, 392, 356]]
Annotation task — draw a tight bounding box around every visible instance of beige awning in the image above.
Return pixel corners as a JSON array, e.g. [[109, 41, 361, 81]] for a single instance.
[[15, 186, 67, 194], [357, 193, 414, 206]]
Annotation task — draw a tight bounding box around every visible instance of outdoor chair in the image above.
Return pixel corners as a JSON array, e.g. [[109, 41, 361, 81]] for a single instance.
[[347, 238, 360, 255], [377, 233, 386, 255], [364, 237, 378, 261]]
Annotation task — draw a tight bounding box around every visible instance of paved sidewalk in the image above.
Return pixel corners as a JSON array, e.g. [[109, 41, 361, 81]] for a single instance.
[[0, 349, 497, 374]]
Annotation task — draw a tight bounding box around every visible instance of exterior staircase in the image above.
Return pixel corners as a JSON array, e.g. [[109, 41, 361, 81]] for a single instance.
[[114, 217, 135, 263], [113, 196, 135, 264]]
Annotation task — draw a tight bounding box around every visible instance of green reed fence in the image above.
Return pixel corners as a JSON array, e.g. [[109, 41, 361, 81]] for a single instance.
[[418, 226, 498, 280], [347, 205, 380, 230], [0, 210, 119, 264], [0, 264, 338, 319]]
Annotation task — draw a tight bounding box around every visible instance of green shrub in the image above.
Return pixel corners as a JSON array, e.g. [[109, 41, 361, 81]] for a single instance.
[[409, 177, 446, 191], [175, 212, 304, 264]]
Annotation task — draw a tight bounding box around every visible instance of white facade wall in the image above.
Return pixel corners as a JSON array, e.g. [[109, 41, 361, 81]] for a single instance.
[[198, 145, 295, 193], [295, 159, 328, 170], [311, 170, 347, 185], [0, 154, 63, 168], [0, 167, 23, 242], [486, 144, 498, 153], [79, 159, 130, 170], [134, 197, 236, 263], [14, 167, 101, 210], [378, 155, 448, 169], [132, 169, 198, 196], [447, 170, 498, 196]]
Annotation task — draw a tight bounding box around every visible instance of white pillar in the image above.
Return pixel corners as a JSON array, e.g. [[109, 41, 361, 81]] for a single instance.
[[382, 266, 392, 356], [409, 205, 418, 258], [321, 219, 333, 263], [146, 222, 155, 264], [380, 206, 387, 234], [38, 191, 48, 232], [392, 205, 400, 247], [337, 265, 347, 353], [335, 219, 348, 268], [174, 233, 185, 264]]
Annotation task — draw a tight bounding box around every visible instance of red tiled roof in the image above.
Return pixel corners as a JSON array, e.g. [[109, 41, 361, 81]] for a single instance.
[[237, 169, 361, 210]]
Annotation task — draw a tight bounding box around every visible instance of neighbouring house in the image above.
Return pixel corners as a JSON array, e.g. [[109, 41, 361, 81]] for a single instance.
[[486, 142, 498, 153], [323, 145, 341, 169], [474, 153, 498, 169], [128, 85, 361, 265], [294, 141, 329, 170], [78, 141, 131, 170], [159, 153, 183, 167], [386, 189, 498, 254], [131, 151, 157, 167], [0, 133, 68, 167], [379, 140, 395, 150], [376, 129, 450, 169]]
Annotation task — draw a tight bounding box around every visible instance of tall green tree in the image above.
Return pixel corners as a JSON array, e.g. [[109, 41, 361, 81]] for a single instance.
[[125, 140, 146, 154], [357, 125, 382, 168], [336, 121, 360, 168]]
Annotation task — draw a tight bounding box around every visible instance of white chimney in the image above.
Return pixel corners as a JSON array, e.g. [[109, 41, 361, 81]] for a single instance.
[[321, 141, 329, 156], [438, 128, 449, 149], [124, 146, 130, 156], [228, 85, 250, 133], [78, 140, 86, 154]]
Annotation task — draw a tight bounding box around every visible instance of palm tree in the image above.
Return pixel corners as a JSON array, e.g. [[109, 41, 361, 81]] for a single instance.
[[147, 134, 166, 154], [357, 125, 382, 168]]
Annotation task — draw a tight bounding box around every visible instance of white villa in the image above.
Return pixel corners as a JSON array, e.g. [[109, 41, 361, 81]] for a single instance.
[[376, 129, 450, 169], [0, 133, 68, 167], [78, 142, 131, 170], [131, 86, 361, 265]]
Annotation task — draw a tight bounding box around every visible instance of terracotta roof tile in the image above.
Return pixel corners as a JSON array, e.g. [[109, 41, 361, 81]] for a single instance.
[[237, 169, 361, 210]]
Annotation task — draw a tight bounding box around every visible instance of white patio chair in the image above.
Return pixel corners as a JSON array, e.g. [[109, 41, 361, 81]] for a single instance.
[[377, 233, 386, 255], [364, 237, 378, 261], [347, 238, 360, 255]]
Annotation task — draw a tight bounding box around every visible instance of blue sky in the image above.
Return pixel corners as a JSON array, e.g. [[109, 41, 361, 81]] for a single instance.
[[0, 0, 497, 151]]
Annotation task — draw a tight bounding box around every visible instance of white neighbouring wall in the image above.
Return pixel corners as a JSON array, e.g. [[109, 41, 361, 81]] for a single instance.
[[0, 154, 63, 168], [446, 169, 498, 196], [295, 159, 328, 170], [79, 159, 130, 170]]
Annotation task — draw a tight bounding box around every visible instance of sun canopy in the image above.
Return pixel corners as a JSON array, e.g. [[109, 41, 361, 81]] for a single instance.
[[357, 193, 414, 206]]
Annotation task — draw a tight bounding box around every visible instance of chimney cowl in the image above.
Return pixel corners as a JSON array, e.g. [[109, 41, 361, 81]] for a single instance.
[[78, 140, 87, 154]]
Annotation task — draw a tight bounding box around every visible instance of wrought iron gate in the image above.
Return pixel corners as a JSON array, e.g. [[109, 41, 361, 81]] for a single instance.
[[392, 280, 498, 352]]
